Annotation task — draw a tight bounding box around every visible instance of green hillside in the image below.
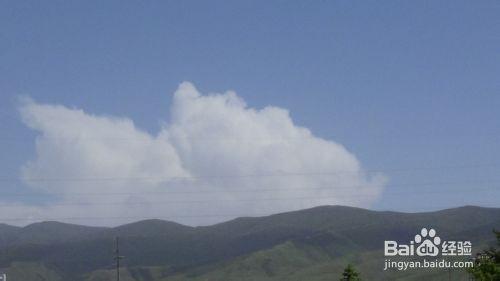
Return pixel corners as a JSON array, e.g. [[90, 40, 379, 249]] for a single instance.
[[0, 205, 498, 280]]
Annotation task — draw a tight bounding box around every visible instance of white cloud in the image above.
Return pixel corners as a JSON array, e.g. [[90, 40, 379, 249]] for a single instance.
[[5, 83, 386, 226]]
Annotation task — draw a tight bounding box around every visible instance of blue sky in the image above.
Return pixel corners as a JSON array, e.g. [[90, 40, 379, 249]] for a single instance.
[[0, 1, 499, 224]]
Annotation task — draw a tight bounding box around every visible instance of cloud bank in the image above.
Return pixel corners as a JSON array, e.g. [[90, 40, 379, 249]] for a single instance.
[[8, 82, 385, 226]]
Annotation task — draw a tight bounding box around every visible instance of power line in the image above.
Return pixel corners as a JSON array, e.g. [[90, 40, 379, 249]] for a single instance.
[[0, 186, 497, 208], [1, 163, 499, 182], [0, 133, 498, 142], [0, 179, 497, 197], [0, 136, 321, 141]]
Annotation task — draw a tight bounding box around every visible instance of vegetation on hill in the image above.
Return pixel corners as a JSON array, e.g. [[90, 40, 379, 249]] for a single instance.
[[0, 205, 497, 281], [340, 264, 361, 281], [468, 230, 500, 280]]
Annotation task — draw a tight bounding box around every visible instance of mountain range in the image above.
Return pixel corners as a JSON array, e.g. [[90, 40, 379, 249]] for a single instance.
[[0, 205, 498, 280]]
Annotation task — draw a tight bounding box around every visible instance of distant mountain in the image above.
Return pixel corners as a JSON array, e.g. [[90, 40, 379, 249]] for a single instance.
[[0, 223, 21, 248], [0, 205, 498, 280], [109, 219, 193, 237], [0, 221, 107, 248], [12, 221, 107, 245]]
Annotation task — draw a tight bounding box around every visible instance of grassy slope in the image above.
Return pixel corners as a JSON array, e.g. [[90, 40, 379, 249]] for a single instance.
[[74, 238, 496, 281], [3, 262, 63, 281], [157, 241, 477, 281], [0, 206, 498, 280]]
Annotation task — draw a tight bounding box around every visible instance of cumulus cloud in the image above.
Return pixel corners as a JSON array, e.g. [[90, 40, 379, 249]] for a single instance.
[[5, 83, 386, 226]]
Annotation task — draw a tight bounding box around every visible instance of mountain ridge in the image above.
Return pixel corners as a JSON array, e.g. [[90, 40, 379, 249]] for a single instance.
[[0, 205, 498, 280], [1, 204, 496, 230]]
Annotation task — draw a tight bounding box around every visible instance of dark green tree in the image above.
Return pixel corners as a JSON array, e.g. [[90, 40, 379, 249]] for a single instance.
[[340, 264, 361, 281], [468, 230, 500, 281]]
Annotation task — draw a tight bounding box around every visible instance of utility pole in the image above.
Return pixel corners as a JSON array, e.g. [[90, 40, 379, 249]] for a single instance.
[[114, 237, 124, 281]]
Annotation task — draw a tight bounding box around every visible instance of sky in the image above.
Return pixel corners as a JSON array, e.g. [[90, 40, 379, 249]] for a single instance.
[[0, 1, 499, 226]]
